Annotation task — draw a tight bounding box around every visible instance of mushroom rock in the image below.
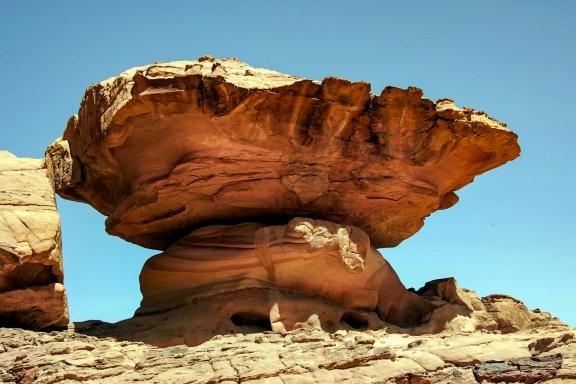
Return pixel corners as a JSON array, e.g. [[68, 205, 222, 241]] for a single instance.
[[0, 151, 69, 329], [47, 56, 520, 250], [45, 57, 521, 346]]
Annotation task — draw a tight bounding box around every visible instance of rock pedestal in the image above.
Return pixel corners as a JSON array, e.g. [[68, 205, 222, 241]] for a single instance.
[[45, 57, 521, 346], [0, 151, 69, 329], [130, 218, 433, 345]]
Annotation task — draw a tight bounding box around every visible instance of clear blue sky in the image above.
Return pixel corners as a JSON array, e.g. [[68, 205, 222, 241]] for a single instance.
[[1, 1, 574, 326]]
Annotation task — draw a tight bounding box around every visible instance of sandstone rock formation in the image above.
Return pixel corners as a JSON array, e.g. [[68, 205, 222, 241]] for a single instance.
[[4, 56, 572, 384], [98, 218, 437, 346], [43, 56, 523, 347], [0, 151, 68, 329], [1, 313, 573, 383], [46, 56, 520, 250]]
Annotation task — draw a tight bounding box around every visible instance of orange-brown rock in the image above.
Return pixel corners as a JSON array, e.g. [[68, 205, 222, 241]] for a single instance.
[[47, 56, 520, 250], [127, 218, 434, 346], [0, 151, 69, 329]]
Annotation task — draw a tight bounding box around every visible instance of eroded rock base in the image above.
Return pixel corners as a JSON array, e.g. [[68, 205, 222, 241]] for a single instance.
[[79, 277, 562, 350], [99, 218, 561, 348], [76, 287, 393, 347], [131, 218, 437, 346]]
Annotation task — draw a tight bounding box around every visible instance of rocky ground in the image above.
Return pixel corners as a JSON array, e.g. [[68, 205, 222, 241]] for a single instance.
[[1, 322, 574, 384]]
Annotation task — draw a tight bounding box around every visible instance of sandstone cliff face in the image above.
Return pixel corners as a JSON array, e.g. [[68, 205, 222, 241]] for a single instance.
[[47, 56, 520, 250], [0, 151, 68, 329]]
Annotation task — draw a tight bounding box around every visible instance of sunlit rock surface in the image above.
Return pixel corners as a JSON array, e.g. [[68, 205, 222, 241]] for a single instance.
[[3, 55, 573, 384], [47, 56, 520, 250], [0, 151, 68, 329]]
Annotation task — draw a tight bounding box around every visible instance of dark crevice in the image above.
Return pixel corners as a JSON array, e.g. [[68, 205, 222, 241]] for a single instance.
[[0, 263, 58, 292], [230, 312, 272, 332], [340, 312, 369, 330], [0, 309, 45, 329]]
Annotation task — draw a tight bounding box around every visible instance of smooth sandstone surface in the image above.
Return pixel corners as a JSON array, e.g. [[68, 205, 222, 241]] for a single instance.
[[136, 218, 434, 342], [0, 151, 69, 329], [47, 56, 520, 250]]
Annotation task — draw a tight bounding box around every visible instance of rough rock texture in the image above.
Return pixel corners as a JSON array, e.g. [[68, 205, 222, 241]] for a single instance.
[[46, 56, 520, 250], [1, 320, 573, 383], [0, 151, 68, 329]]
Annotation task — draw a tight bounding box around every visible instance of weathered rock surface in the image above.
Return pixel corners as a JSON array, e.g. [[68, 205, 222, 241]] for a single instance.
[[0, 151, 68, 329], [47, 56, 520, 250], [1, 321, 573, 383]]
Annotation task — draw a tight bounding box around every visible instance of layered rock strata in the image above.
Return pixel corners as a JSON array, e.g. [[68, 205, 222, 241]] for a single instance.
[[129, 218, 433, 346], [46, 56, 520, 250], [0, 151, 68, 329]]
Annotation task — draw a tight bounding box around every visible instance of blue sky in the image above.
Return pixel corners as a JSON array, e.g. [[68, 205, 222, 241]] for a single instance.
[[1, 1, 574, 326]]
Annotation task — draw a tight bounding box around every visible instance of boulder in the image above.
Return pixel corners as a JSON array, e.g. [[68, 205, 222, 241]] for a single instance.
[[0, 151, 69, 329], [404, 278, 561, 336], [47, 56, 520, 250], [482, 294, 533, 333]]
